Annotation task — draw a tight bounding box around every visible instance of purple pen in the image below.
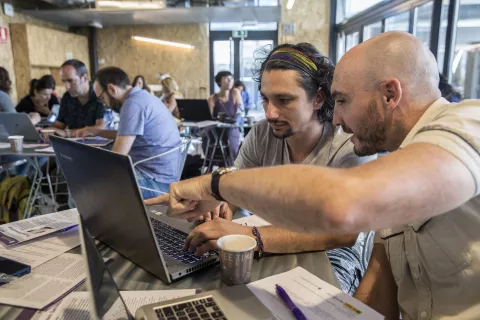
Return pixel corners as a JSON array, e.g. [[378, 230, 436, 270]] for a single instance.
[[275, 284, 307, 320]]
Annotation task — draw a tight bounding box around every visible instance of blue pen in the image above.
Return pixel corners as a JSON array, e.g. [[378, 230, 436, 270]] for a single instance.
[[275, 284, 307, 320]]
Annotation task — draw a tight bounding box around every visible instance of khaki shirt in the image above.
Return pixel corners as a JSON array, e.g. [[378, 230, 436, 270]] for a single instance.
[[376, 98, 480, 319]]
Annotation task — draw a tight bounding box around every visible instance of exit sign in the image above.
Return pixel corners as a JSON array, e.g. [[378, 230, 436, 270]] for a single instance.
[[232, 30, 248, 38]]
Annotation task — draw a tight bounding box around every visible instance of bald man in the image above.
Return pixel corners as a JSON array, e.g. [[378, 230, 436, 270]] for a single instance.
[[149, 32, 480, 319]]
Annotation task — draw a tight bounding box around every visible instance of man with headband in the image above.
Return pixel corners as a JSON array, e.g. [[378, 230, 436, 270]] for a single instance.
[[147, 43, 376, 294]]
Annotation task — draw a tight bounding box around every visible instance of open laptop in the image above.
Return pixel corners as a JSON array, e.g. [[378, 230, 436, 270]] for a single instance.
[[37, 104, 60, 127], [79, 215, 275, 320], [51, 136, 218, 284], [177, 99, 214, 122], [0, 113, 42, 142]]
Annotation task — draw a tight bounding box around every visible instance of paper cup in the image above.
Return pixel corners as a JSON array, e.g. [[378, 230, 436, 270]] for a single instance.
[[40, 129, 55, 142], [8, 135, 24, 153], [217, 235, 256, 286]]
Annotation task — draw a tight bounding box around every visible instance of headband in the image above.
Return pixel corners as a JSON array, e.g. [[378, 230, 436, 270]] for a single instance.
[[265, 48, 318, 77]]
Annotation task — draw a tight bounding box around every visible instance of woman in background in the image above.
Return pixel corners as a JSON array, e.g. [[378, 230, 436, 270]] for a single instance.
[[160, 74, 183, 119], [16, 76, 59, 116], [132, 75, 152, 94], [41, 74, 58, 99], [0, 67, 15, 113], [208, 71, 243, 160]]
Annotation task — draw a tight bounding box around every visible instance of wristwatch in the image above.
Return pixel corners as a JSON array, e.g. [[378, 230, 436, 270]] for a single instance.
[[211, 167, 238, 201]]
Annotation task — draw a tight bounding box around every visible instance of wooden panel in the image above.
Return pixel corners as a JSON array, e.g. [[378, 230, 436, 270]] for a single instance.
[[26, 24, 90, 70], [279, 0, 330, 56], [10, 24, 30, 101], [97, 24, 209, 99]]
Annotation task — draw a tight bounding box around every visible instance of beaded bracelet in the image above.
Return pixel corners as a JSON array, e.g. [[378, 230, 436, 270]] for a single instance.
[[252, 226, 265, 261]]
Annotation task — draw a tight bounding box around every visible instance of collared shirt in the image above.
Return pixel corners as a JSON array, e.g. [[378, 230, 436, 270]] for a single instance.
[[376, 97, 480, 320], [117, 86, 181, 185], [57, 85, 105, 129]]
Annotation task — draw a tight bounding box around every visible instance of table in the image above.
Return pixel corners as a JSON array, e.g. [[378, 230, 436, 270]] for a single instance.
[[0, 144, 60, 218], [0, 240, 339, 320]]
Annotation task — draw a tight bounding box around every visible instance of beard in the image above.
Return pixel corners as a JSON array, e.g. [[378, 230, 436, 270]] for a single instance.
[[352, 99, 386, 156], [268, 119, 294, 139]]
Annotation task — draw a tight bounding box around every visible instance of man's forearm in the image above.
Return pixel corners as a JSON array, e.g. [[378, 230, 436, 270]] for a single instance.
[[218, 143, 474, 234], [259, 226, 357, 253], [354, 244, 399, 319]]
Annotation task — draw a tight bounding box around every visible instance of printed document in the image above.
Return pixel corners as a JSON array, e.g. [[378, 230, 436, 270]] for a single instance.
[[0, 227, 80, 268], [35, 290, 196, 320], [247, 267, 384, 320], [0, 253, 87, 309], [233, 215, 271, 227], [0, 209, 79, 246]]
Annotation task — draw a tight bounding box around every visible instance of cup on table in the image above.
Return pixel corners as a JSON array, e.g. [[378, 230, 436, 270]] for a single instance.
[[218, 112, 226, 122], [8, 135, 24, 153], [247, 115, 255, 126], [217, 234, 256, 286], [40, 129, 55, 142]]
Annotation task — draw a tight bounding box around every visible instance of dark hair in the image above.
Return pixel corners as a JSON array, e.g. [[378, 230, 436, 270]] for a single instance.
[[94, 67, 131, 90], [0, 67, 12, 94], [132, 75, 151, 92], [40, 74, 56, 90], [439, 73, 462, 102], [29, 76, 55, 96], [61, 59, 88, 77], [215, 71, 233, 87], [234, 80, 245, 88], [254, 43, 335, 122]]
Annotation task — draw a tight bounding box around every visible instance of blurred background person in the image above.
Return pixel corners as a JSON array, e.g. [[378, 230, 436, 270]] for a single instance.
[[132, 75, 152, 94], [160, 74, 183, 119], [234, 80, 251, 115], [208, 71, 243, 160], [41, 74, 58, 99], [439, 73, 462, 103], [0, 67, 15, 113], [16, 76, 59, 117]]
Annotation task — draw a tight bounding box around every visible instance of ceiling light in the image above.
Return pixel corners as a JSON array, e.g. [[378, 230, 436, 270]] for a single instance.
[[132, 36, 195, 49], [98, 1, 164, 9], [286, 0, 296, 10]]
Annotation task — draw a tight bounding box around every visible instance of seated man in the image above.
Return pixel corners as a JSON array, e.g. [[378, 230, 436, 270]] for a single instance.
[[48, 59, 106, 136], [147, 43, 376, 294], [79, 67, 182, 199]]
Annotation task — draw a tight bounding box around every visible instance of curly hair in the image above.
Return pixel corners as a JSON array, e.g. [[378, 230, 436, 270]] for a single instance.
[[0, 67, 12, 94], [253, 43, 335, 122]]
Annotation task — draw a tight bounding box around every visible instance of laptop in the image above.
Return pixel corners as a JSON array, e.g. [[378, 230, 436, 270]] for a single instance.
[[37, 104, 60, 127], [0, 113, 42, 142], [177, 99, 214, 122], [51, 136, 219, 284], [79, 215, 275, 320]]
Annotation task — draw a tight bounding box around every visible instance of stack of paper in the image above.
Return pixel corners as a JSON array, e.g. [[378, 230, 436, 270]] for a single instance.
[[0, 253, 88, 309], [0, 209, 79, 246], [247, 267, 384, 320]]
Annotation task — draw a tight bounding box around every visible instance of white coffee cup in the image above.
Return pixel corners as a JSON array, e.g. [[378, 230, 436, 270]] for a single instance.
[[40, 129, 55, 142], [8, 135, 24, 153], [217, 235, 257, 285]]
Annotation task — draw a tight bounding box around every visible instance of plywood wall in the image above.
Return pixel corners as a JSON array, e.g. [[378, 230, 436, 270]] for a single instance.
[[0, 10, 69, 104], [97, 24, 209, 99], [279, 0, 330, 56]]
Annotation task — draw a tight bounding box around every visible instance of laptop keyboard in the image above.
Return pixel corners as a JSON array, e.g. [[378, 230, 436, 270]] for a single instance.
[[150, 219, 214, 265], [154, 296, 228, 320]]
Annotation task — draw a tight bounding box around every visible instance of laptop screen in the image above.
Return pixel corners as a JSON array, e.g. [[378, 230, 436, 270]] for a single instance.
[[79, 216, 133, 320]]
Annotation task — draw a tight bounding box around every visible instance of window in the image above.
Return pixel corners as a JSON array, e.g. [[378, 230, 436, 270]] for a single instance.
[[437, 0, 450, 72], [415, 1, 433, 47], [337, 0, 385, 22], [210, 22, 278, 31], [452, 0, 480, 98], [337, 33, 346, 62], [363, 21, 382, 41], [346, 32, 359, 52], [385, 11, 410, 32]]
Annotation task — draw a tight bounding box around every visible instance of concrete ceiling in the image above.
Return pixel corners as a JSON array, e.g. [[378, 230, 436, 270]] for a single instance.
[[22, 6, 280, 26]]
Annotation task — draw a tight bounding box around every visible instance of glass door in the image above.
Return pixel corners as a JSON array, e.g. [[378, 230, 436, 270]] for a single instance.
[[210, 30, 277, 113]]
